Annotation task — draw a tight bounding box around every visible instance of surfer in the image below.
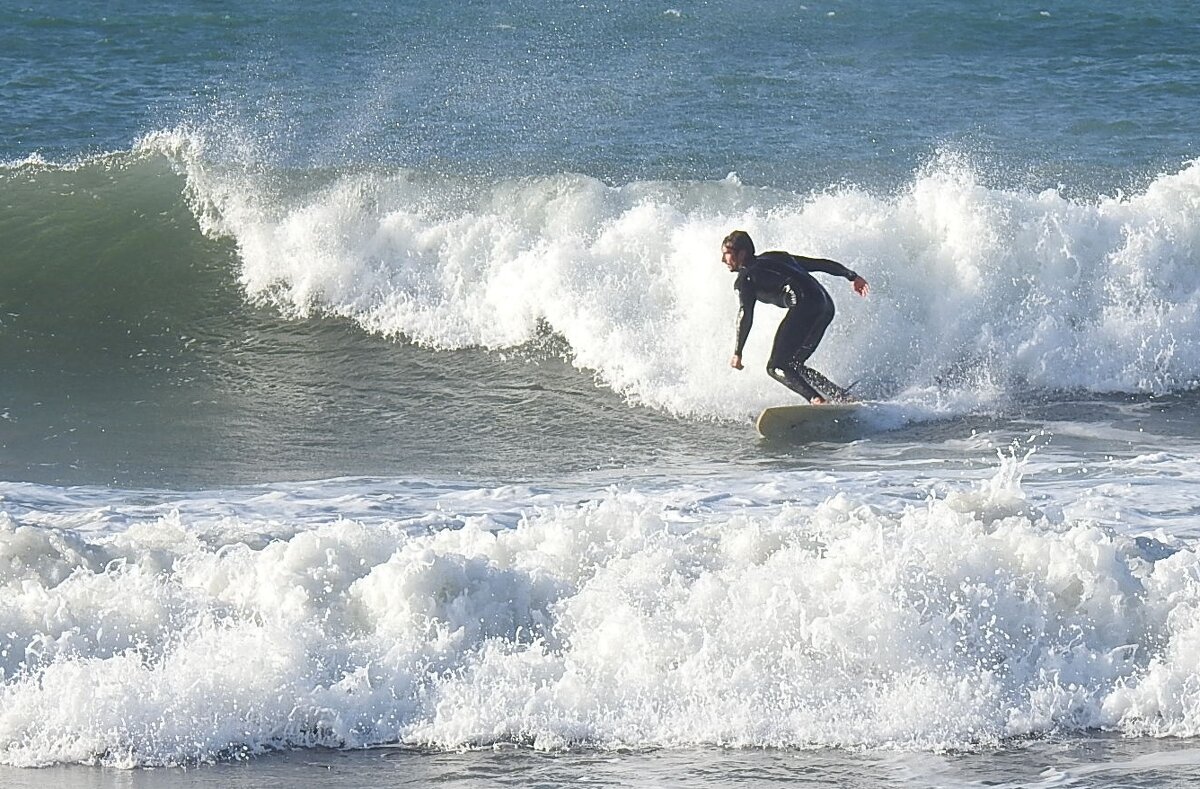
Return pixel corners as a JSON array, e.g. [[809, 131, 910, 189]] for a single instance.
[[722, 230, 869, 404]]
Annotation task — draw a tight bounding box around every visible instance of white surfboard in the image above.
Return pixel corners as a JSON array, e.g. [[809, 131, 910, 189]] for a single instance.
[[755, 403, 869, 438]]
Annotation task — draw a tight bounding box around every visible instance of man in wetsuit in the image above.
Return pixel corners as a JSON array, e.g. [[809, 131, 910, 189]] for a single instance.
[[723, 230, 869, 404]]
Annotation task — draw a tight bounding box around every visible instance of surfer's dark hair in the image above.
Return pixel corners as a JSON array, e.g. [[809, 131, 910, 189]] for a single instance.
[[722, 230, 755, 257]]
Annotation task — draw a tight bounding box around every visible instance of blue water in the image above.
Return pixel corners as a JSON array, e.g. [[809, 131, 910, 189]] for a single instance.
[[4, 1, 1200, 784], [6, 2, 1196, 185]]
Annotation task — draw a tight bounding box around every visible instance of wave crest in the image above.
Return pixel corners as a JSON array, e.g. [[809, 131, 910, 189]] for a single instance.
[[9, 131, 1200, 416]]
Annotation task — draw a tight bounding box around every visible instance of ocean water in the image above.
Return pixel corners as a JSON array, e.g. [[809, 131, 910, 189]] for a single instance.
[[3, 0, 1200, 785]]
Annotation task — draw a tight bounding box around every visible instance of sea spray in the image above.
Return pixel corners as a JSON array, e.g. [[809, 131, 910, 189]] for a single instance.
[[7, 135, 1200, 422], [145, 130, 1200, 411]]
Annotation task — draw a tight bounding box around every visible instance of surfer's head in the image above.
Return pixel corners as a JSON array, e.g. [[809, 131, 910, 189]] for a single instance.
[[721, 230, 755, 271]]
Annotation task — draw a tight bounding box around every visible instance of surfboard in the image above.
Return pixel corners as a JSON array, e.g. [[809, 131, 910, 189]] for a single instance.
[[755, 403, 867, 438]]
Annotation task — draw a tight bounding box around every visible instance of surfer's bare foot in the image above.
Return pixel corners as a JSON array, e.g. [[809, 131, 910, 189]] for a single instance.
[[809, 395, 827, 405]]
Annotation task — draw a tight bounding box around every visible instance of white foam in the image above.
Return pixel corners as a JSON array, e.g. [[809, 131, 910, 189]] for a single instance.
[[137, 129, 1200, 418], [4, 456, 1200, 766]]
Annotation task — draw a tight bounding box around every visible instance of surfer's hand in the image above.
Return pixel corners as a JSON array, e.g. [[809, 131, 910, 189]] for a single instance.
[[852, 276, 869, 297], [730, 354, 744, 370]]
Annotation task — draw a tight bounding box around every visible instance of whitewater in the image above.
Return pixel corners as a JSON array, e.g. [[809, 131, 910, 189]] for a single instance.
[[158, 129, 1200, 410], [10, 131, 1200, 424], [5, 1, 1200, 785], [6, 125, 1200, 785], [3, 452, 1200, 769]]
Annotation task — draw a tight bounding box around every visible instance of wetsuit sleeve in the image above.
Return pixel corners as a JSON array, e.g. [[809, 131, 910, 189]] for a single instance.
[[733, 277, 756, 356], [793, 255, 859, 281]]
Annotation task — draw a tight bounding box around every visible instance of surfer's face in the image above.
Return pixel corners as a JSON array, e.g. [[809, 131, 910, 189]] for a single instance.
[[722, 243, 747, 271]]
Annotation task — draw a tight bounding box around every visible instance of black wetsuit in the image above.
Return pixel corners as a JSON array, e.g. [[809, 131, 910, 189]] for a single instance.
[[733, 251, 859, 402]]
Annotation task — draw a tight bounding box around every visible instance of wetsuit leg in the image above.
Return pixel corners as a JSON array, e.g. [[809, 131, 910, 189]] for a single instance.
[[766, 362, 821, 401], [797, 366, 850, 402], [766, 295, 838, 402]]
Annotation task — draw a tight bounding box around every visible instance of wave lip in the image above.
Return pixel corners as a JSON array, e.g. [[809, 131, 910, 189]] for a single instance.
[[149, 126, 1200, 413], [7, 131, 1200, 421], [0, 457, 1198, 766]]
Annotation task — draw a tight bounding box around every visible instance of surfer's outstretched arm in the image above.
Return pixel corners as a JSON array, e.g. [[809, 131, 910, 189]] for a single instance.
[[792, 255, 856, 278], [793, 255, 869, 296]]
